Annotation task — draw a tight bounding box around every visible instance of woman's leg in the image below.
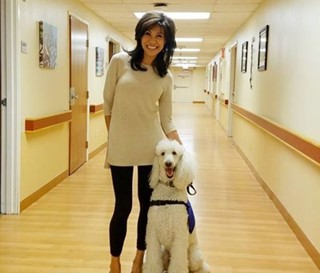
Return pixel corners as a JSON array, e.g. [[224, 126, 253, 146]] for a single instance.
[[109, 165, 134, 273], [131, 165, 153, 273]]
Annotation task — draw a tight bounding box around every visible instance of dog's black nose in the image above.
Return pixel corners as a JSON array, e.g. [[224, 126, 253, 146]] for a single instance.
[[165, 161, 172, 167]]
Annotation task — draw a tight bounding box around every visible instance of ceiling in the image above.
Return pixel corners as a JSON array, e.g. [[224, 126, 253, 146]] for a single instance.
[[79, 0, 264, 67]]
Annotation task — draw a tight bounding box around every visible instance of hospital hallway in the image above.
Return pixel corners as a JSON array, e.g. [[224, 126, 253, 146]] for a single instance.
[[0, 103, 318, 273]]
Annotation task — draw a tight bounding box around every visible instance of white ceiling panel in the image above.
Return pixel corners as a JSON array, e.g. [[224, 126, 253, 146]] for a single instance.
[[80, 0, 264, 66]]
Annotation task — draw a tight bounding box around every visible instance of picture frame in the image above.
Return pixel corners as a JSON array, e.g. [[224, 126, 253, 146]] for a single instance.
[[212, 62, 217, 82], [241, 41, 248, 73], [39, 21, 57, 69], [257, 25, 269, 71], [95, 47, 104, 77]]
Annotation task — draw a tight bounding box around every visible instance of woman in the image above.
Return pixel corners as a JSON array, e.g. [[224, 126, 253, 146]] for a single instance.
[[103, 11, 182, 273]]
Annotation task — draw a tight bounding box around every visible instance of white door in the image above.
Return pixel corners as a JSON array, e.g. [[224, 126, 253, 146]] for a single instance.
[[173, 70, 193, 103]]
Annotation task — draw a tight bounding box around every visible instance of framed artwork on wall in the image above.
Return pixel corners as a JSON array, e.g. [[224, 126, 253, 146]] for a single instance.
[[257, 25, 269, 71], [241, 41, 248, 73], [39, 21, 57, 69], [95, 47, 104, 77]]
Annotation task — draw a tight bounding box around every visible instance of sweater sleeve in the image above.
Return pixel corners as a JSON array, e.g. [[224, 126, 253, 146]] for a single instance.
[[159, 71, 176, 134], [103, 54, 119, 116]]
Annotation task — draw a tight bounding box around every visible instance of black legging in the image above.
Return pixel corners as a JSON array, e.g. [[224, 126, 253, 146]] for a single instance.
[[109, 165, 152, 257]]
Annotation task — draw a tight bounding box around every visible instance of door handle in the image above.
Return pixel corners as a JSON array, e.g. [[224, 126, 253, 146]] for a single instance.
[[69, 87, 78, 105], [70, 94, 79, 99], [174, 84, 188, 89]]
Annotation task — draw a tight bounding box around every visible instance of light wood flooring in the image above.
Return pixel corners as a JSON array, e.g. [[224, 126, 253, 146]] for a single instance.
[[0, 103, 319, 273]]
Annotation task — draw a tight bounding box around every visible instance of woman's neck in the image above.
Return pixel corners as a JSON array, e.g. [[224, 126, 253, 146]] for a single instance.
[[142, 55, 155, 65]]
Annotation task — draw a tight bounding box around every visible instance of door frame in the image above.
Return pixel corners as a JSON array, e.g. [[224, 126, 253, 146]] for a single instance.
[[68, 13, 89, 174], [0, 0, 20, 214], [227, 42, 238, 137]]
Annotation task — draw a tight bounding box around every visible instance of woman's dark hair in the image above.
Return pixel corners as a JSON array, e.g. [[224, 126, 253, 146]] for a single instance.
[[125, 11, 177, 77]]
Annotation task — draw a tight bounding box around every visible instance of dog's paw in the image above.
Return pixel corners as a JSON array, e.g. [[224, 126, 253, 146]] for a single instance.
[[191, 262, 210, 273]]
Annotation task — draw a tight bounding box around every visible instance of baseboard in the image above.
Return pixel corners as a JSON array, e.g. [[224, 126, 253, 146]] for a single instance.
[[233, 142, 320, 270], [20, 170, 68, 212], [20, 143, 107, 212], [89, 142, 107, 159]]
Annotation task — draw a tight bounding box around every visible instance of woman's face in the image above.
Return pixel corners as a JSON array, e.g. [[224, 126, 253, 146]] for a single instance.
[[141, 24, 166, 64]]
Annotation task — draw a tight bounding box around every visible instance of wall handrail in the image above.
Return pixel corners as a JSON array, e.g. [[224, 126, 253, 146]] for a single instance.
[[25, 111, 72, 132], [232, 103, 320, 165], [89, 104, 103, 113]]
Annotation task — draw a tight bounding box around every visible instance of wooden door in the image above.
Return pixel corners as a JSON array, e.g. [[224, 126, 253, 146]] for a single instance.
[[69, 15, 88, 174], [227, 44, 237, 137], [0, 4, 2, 208]]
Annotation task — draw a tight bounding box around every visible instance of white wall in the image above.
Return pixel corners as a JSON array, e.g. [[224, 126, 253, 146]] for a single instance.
[[222, 0, 320, 143], [207, 0, 320, 256], [18, 0, 133, 201]]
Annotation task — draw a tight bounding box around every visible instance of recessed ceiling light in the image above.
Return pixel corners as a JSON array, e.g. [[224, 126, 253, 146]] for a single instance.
[[134, 12, 210, 20], [176, 38, 203, 42]]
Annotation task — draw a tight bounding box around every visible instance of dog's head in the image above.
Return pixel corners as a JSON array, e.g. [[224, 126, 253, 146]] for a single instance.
[[149, 139, 194, 190]]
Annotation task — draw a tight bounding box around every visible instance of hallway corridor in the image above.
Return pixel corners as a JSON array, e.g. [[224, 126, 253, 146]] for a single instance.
[[0, 103, 318, 273]]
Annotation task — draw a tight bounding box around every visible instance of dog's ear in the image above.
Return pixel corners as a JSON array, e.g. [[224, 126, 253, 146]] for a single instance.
[[173, 150, 195, 190], [149, 155, 160, 189]]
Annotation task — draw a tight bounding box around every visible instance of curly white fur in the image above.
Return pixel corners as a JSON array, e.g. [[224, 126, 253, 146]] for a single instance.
[[143, 139, 210, 273]]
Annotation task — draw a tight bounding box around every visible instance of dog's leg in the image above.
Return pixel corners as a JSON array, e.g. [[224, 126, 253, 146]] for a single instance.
[[143, 232, 163, 273], [188, 231, 210, 273], [167, 233, 189, 273]]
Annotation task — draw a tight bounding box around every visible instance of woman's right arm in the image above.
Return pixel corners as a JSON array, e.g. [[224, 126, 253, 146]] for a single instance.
[[103, 54, 120, 131], [105, 115, 111, 131]]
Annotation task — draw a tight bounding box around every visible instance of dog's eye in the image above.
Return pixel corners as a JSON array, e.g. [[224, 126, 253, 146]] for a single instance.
[[161, 152, 165, 156], [172, 151, 177, 155]]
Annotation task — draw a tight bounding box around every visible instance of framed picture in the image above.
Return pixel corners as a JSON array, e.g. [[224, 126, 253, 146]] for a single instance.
[[39, 21, 57, 69], [95, 47, 104, 77], [212, 62, 217, 82], [241, 41, 248, 73], [257, 25, 269, 71]]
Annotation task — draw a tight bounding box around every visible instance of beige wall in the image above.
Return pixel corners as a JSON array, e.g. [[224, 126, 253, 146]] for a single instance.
[[19, 0, 133, 200], [208, 0, 320, 253]]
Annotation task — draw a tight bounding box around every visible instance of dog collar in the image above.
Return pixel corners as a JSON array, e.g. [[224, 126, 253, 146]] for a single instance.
[[159, 180, 174, 187]]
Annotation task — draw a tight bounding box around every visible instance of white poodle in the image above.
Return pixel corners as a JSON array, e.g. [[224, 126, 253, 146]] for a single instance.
[[143, 139, 210, 273]]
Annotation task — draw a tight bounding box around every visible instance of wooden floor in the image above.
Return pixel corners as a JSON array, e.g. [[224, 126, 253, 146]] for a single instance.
[[0, 103, 319, 273]]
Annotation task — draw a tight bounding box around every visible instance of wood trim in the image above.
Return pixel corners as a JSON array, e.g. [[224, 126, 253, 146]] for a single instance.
[[20, 170, 68, 211], [89, 104, 103, 113], [234, 142, 320, 269], [89, 142, 107, 159], [25, 111, 72, 132], [218, 97, 228, 105], [232, 103, 320, 165]]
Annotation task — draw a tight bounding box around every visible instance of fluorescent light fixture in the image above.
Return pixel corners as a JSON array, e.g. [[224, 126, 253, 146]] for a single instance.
[[172, 63, 197, 69], [134, 12, 210, 20], [176, 38, 203, 42], [175, 48, 200, 52], [172, 60, 197, 64], [173, 56, 198, 60]]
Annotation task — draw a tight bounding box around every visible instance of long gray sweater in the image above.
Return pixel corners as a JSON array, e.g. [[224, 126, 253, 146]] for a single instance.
[[103, 52, 176, 166]]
